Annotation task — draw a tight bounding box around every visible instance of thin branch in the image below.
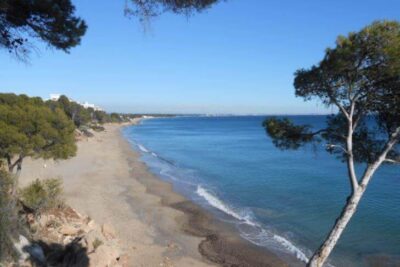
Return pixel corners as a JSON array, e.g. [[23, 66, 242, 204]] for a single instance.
[[384, 158, 400, 164], [303, 128, 346, 140], [326, 88, 350, 120], [332, 98, 350, 120], [308, 128, 328, 137], [326, 144, 349, 154]]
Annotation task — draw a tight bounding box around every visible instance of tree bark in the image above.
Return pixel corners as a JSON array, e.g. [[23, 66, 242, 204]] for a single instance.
[[11, 157, 23, 198], [307, 186, 365, 267], [6, 154, 13, 172]]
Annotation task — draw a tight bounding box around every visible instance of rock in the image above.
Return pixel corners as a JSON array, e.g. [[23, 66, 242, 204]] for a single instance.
[[102, 223, 116, 240], [82, 219, 97, 233], [87, 219, 96, 228], [46, 231, 63, 243], [71, 208, 84, 219], [63, 235, 75, 245], [88, 244, 120, 267], [85, 229, 104, 252], [59, 225, 79, 236], [38, 214, 56, 228], [38, 215, 48, 227], [13, 235, 31, 262]]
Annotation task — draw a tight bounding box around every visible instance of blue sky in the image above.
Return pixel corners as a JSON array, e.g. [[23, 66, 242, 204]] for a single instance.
[[1, 0, 399, 114]]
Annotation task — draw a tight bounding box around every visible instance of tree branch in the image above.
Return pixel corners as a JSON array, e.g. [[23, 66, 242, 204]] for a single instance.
[[331, 97, 350, 120], [360, 127, 400, 188], [6, 154, 12, 169], [9, 154, 23, 173]]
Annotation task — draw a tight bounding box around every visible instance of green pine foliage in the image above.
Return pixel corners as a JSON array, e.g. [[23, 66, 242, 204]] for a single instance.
[[20, 178, 64, 214], [0, 0, 87, 58], [47, 95, 134, 127], [0, 93, 77, 174]]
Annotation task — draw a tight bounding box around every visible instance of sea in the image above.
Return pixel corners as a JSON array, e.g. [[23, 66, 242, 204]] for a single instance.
[[122, 115, 400, 267]]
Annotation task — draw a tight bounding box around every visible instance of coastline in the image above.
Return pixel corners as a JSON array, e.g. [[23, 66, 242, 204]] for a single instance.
[[20, 121, 294, 267]]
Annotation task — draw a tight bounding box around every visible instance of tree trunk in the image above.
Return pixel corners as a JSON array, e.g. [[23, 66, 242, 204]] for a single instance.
[[11, 157, 23, 198], [307, 187, 365, 267], [308, 127, 400, 266]]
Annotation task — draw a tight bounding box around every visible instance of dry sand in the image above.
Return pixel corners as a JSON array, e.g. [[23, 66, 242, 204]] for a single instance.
[[20, 121, 290, 267]]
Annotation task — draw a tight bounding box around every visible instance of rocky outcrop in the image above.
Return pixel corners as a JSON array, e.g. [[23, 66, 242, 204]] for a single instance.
[[18, 206, 127, 267]]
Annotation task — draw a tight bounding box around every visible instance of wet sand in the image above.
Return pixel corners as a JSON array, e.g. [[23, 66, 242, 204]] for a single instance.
[[20, 121, 292, 267]]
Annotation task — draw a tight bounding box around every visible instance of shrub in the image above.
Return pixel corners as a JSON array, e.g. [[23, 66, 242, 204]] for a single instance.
[[20, 178, 64, 214], [78, 126, 94, 137], [0, 170, 18, 262], [43, 178, 64, 209], [90, 125, 105, 132]]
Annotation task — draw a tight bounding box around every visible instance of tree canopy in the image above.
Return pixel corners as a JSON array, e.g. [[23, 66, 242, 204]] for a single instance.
[[263, 20, 400, 267], [0, 93, 77, 174], [0, 0, 87, 57], [46, 95, 130, 127], [126, 0, 222, 22], [265, 20, 400, 164], [49, 95, 92, 127]]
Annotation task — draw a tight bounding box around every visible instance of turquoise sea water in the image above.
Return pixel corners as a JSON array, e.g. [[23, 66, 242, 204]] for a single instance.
[[123, 116, 400, 266]]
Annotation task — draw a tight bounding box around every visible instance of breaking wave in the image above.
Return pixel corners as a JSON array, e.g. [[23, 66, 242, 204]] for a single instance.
[[196, 185, 310, 263], [137, 144, 149, 153]]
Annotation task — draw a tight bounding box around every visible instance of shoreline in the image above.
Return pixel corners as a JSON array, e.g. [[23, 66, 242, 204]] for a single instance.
[[120, 121, 295, 267], [20, 121, 295, 266]]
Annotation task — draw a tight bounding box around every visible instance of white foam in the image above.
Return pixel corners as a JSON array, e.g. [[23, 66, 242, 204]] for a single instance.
[[196, 186, 256, 226], [137, 144, 149, 153], [196, 186, 312, 264], [273, 235, 309, 263]]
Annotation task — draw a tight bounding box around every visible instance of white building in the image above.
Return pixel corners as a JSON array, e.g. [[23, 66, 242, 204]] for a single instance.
[[49, 94, 61, 101], [49, 94, 103, 111], [82, 101, 103, 111]]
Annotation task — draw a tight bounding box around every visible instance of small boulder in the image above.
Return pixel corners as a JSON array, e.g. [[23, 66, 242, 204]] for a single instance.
[[38, 214, 55, 228], [59, 225, 79, 236], [102, 223, 116, 240], [85, 230, 104, 252], [14, 235, 31, 262], [88, 244, 120, 267], [82, 219, 98, 233], [87, 219, 96, 228]]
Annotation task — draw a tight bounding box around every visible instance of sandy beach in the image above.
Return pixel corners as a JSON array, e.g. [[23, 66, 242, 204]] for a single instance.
[[20, 121, 290, 267]]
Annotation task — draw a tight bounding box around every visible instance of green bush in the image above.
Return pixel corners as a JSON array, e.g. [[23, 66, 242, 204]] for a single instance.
[[20, 178, 64, 214], [0, 170, 17, 262], [90, 124, 105, 132], [43, 178, 63, 209]]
